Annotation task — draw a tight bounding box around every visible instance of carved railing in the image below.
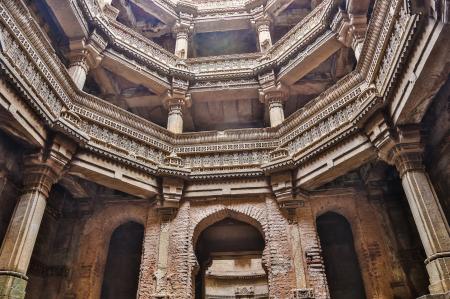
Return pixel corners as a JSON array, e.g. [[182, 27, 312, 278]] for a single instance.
[[0, 0, 419, 178], [78, 0, 338, 81]]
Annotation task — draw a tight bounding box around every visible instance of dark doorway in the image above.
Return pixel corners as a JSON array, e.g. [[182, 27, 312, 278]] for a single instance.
[[100, 221, 144, 299], [194, 217, 268, 299], [317, 212, 366, 299]]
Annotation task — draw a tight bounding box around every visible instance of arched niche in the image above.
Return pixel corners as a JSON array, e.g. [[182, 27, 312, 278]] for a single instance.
[[193, 216, 268, 299], [100, 221, 144, 299], [316, 212, 366, 299]]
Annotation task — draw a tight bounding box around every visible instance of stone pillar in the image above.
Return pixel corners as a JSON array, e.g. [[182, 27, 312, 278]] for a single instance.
[[256, 20, 272, 52], [166, 98, 184, 134], [173, 22, 191, 59], [261, 90, 287, 127], [67, 54, 89, 90], [67, 34, 106, 90], [0, 137, 75, 299], [152, 213, 172, 298], [268, 97, 285, 127], [164, 77, 191, 134], [391, 142, 450, 295]]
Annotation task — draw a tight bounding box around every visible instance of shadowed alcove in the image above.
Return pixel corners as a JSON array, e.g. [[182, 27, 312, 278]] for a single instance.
[[100, 221, 144, 299], [317, 212, 366, 299], [194, 218, 268, 299]]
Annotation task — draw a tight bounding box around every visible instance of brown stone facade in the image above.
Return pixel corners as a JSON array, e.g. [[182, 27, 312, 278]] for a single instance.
[[0, 0, 449, 298]]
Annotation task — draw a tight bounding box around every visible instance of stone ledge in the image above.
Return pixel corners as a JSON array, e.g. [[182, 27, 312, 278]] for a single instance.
[[417, 292, 450, 299]]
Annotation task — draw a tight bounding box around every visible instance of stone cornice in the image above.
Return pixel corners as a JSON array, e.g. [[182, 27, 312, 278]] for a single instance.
[[77, 0, 337, 83], [0, 0, 422, 184]]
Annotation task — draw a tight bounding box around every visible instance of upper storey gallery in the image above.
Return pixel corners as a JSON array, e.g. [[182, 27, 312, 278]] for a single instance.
[[29, 0, 372, 132]]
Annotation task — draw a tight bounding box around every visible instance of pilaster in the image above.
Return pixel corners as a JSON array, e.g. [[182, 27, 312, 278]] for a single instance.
[[0, 135, 76, 299]]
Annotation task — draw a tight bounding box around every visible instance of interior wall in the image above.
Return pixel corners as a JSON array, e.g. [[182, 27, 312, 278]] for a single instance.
[[100, 221, 144, 299], [317, 212, 366, 299]]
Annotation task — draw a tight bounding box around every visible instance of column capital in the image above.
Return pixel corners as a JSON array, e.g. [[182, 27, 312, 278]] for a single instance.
[[172, 20, 193, 36], [68, 31, 106, 70], [258, 88, 289, 105], [23, 135, 77, 197], [333, 10, 367, 59], [365, 116, 425, 177], [252, 16, 272, 30], [162, 91, 191, 110]]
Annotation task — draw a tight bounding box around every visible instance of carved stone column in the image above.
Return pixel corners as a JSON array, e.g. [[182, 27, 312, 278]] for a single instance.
[[67, 33, 106, 89], [369, 123, 450, 296], [164, 77, 191, 134], [67, 52, 90, 90], [261, 90, 287, 127], [0, 136, 76, 299], [166, 98, 184, 134], [164, 95, 190, 134], [391, 143, 450, 295], [173, 22, 192, 59], [256, 20, 272, 52]]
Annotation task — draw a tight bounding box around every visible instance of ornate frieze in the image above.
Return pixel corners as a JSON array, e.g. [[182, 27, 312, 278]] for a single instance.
[[0, 0, 420, 186]]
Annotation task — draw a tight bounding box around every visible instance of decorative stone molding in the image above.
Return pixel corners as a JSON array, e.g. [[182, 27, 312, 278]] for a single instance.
[[335, 11, 367, 60], [0, 0, 421, 183], [291, 288, 315, 299], [158, 177, 185, 213], [23, 135, 77, 197]]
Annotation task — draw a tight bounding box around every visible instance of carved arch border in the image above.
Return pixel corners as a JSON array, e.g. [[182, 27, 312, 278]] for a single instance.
[[312, 196, 394, 299], [188, 203, 270, 297], [71, 203, 148, 299]]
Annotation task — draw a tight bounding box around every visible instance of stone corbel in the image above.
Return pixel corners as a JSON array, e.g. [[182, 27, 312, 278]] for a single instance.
[[157, 176, 184, 216], [335, 10, 367, 61], [156, 152, 189, 215], [67, 31, 107, 89], [270, 170, 294, 205]]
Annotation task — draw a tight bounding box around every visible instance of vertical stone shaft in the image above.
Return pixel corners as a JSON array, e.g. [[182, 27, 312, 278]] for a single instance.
[[394, 146, 450, 294], [67, 57, 89, 90], [0, 161, 57, 299], [257, 22, 272, 52], [0, 137, 75, 299], [175, 31, 189, 59], [268, 98, 285, 127], [167, 101, 184, 134]]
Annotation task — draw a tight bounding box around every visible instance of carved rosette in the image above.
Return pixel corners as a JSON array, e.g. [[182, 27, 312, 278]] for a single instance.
[[291, 288, 315, 299]]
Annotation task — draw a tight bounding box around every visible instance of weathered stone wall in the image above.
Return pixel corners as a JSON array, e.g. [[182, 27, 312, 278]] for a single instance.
[[68, 201, 149, 299], [0, 132, 23, 245], [147, 197, 298, 298]]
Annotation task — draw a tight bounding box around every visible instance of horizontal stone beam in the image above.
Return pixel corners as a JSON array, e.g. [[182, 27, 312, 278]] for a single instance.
[[294, 133, 376, 189], [69, 152, 159, 198]]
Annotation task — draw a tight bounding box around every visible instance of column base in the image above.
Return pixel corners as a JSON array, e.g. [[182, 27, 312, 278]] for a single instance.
[[0, 272, 27, 299], [417, 292, 450, 299]]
